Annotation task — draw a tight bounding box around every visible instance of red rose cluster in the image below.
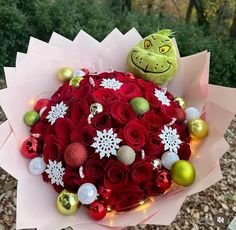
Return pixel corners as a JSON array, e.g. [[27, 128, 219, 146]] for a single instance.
[[22, 70, 192, 219]]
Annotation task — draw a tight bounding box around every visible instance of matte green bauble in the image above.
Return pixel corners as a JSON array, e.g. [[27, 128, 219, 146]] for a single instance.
[[171, 160, 196, 186], [23, 111, 40, 126], [127, 29, 178, 85], [130, 97, 150, 115]]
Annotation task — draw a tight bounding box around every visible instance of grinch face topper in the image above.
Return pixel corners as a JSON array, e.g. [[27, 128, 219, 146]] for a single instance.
[[127, 29, 178, 85]]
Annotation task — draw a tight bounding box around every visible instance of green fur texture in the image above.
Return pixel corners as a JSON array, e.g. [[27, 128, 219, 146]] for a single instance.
[[127, 30, 178, 85]]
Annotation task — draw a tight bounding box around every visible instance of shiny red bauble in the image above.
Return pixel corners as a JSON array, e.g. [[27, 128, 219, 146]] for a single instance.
[[155, 170, 172, 191], [81, 68, 89, 75], [89, 201, 107, 220], [34, 98, 50, 112], [98, 186, 112, 200], [64, 142, 88, 167], [21, 136, 41, 159]]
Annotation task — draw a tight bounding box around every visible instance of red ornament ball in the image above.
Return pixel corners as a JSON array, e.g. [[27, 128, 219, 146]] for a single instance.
[[175, 108, 186, 123], [64, 142, 88, 167], [34, 98, 50, 112], [21, 136, 41, 159], [155, 170, 172, 191], [89, 201, 107, 220]]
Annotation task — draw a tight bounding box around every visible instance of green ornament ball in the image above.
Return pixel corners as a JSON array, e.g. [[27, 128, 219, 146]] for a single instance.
[[23, 111, 40, 126], [170, 160, 196, 186], [130, 97, 150, 116], [69, 76, 83, 88]]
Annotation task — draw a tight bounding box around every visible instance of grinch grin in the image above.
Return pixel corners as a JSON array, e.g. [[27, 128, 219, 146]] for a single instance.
[[130, 50, 172, 74]]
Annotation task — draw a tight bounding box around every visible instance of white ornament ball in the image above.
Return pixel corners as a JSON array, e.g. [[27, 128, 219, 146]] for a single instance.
[[117, 145, 136, 165], [77, 183, 97, 205], [185, 107, 200, 121], [161, 151, 180, 170], [28, 157, 46, 175]]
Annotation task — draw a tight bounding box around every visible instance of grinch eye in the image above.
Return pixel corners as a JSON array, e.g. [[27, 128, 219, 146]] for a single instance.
[[159, 45, 170, 54], [144, 40, 152, 49]]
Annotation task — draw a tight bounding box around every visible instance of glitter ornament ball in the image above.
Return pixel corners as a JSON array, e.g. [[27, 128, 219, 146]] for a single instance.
[[23, 111, 40, 126], [77, 183, 98, 205], [98, 186, 112, 200], [21, 136, 41, 159], [155, 170, 172, 191], [89, 201, 107, 220], [64, 142, 88, 168], [28, 157, 46, 175], [171, 160, 196, 186], [57, 189, 80, 215], [130, 97, 150, 116], [117, 145, 136, 165], [57, 67, 74, 82], [187, 118, 208, 139], [161, 151, 180, 170], [174, 97, 187, 109], [185, 107, 200, 121]]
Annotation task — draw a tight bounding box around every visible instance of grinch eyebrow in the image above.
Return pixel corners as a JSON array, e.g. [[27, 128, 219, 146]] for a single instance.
[[151, 35, 157, 40], [161, 39, 170, 43]]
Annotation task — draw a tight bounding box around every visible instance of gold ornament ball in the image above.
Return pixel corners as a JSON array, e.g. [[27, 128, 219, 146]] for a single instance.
[[174, 97, 187, 109], [117, 145, 136, 165], [171, 160, 196, 186], [57, 67, 74, 82], [187, 118, 208, 139], [57, 189, 80, 215]]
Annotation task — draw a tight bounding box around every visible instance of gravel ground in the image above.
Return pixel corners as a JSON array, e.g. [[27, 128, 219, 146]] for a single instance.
[[0, 79, 235, 230]]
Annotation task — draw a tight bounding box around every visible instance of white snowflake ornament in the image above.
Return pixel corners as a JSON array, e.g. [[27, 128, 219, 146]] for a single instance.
[[159, 125, 182, 153], [100, 78, 123, 91], [154, 88, 170, 106], [46, 101, 68, 125], [91, 128, 122, 159], [45, 160, 65, 187]]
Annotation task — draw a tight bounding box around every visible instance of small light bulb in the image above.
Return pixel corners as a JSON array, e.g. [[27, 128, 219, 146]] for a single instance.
[[139, 200, 145, 205], [107, 206, 112, 212]]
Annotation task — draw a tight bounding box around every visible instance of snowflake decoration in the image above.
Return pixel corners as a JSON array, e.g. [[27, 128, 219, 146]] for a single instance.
[[100, 78, 123, 91], [159, 125, 182, 153], [45, 160, 65, 187], [154, 88, 170, 106], [46, 101, 68, 125], [91, 128, 122, 159]]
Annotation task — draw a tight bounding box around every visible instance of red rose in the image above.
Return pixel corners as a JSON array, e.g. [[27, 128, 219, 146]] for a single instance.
[[123, 119, 148, 151], [144, 132, 164, 157], [43, 135, 63, 163], [118, 82, 142, 101], [110, 182, 144, 212], [93, 88, 119, 107], [54, 118, 73, 150], [84, 159, 104, 182], [142, 111, 163, 132], [91, 112, 112, 130], [71, 84, 93, 102], [70, 101, 90, 126], [71, 125, 96, 146], [131, 161, 153, 183], [104, 160, 129, 190], [137, 78, 156, 93], [110, 101, 136, 126], [141, 181, 160, 197], [63, 171, 84, 193], [177, 143, 191, 160]]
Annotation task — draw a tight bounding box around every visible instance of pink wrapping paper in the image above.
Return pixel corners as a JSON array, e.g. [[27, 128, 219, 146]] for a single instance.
[[0, 28, 236, 229]]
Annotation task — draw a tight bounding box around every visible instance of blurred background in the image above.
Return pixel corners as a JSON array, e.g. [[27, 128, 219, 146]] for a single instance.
[[0, 0, 236, 87]]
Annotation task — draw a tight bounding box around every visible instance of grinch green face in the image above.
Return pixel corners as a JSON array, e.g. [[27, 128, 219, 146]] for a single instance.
[[127, 30, 178, 85]]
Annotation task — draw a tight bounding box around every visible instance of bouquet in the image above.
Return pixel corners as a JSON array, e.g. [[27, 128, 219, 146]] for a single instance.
[[0, 28, 235, 230]]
